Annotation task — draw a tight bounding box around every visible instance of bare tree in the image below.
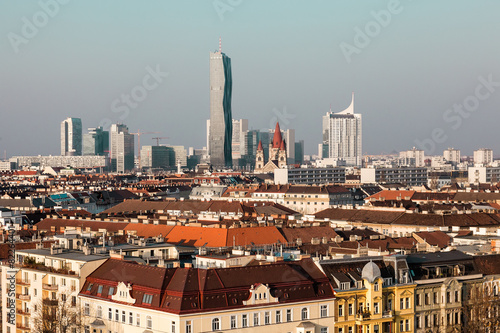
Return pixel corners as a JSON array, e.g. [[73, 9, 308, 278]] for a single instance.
[[31, 289, 82, 333], [461, 283, 500, 333]]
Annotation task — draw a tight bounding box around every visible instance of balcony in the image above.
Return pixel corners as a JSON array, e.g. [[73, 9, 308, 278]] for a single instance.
[[382, 310, 393, 318], [16, 322, 31, 331], [17, 308, 30, 316], [356, 312, 371, 320], [43, 299, 59, 306], [16, 294, 31, 301], [42, 283, 58, 291], [16, 279, 30, 286]]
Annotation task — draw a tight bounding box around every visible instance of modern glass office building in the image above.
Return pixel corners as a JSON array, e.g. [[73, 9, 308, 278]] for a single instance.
[[209, 48, 233, 168], [60, 117, 82, 156]]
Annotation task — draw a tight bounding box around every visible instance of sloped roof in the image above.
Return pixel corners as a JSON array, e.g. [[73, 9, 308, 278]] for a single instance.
[[36, 218, 129, 233], [81, 258, 333, 314], [124, 224, 175, 239], [164, 226, 227, 247], [227, 226, 287, 247], [281, 226, 338, 244]]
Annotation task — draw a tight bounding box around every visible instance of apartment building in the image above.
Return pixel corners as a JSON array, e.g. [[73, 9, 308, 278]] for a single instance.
[[1, 245, 107, 333], [80, 258, 335, 333]]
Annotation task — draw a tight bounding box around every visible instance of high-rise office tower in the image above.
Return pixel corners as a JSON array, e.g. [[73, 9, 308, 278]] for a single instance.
[[140, 145, 175, 171], [60, 118, 82, 156], [209, 41, 233, 168], [322, 93, 362, 166], [231, 119, 248, 162], [83, 127, 109, 156], [443, 148, 461, 165], [110, 124, 134, 173]]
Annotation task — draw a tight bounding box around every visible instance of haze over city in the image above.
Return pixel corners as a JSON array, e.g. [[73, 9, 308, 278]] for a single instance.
[[1, 0, 499, 157]]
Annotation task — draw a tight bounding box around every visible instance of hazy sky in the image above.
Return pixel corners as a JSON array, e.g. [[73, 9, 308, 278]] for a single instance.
[[1, 0, 499, 158]]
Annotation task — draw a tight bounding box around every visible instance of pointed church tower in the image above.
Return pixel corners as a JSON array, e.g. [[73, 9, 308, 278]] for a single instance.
[[255, 140, 264, 171], [278, 139, 287, 168], [269, 122, 282, 162]]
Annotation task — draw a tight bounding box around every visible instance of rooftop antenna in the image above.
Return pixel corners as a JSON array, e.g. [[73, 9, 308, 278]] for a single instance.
[[219, 37, 222, 52]]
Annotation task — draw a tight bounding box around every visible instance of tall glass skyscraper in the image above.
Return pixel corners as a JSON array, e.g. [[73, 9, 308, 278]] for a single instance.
[[83, 127, 109, 156], [322, 93, 362, 166], [60, 117, 82, 156], [110, 124, 134, 173], [209, 46, 232, 168]]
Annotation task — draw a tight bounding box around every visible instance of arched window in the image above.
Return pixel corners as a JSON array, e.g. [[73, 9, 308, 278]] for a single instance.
[[96, 305, 102, 318], [301, 307, 309, 320], [146, 316, 152, 329], [212, 318, 220, 331], [494, 285, 498, 296]]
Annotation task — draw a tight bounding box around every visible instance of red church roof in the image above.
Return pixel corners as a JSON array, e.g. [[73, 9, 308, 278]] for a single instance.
[[257, 140, 263, 151], [280, 139, 286, 150], [272, 122, 282, 148]]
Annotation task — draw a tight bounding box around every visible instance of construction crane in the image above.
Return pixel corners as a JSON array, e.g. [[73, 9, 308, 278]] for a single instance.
[[130, 129, 160, 169], [152, 137, 169, 146]]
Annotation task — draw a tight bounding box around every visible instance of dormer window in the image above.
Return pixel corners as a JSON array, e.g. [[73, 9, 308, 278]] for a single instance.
[[143, 294, 153, 305], [374, 283, 379, 291], [109, 287, 115, 296], [341, 282, 350, 290], [86, 283, 93, 292]]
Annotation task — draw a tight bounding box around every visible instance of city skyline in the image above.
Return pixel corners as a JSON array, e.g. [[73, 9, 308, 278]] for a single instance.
[[1, 1, 499, 158]]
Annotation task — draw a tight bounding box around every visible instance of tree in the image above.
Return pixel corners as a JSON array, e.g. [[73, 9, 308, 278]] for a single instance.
[[461, 281, 500, 333], [31, 289, 82, 333]]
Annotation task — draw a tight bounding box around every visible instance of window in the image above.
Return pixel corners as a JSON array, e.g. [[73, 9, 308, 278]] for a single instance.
[[405, 319, 410, 331], [230, 315, 236, 329], [108, 287, 115, 296], [265, 311, 270, 325], [455, 290, 459, 302], [129, 312, 133, 325], [348, 303, 353, 315], [434, 292, 438, 304], [416, 294, 421, 306], [86, 283, 93, 292], [146, 316, 152, 329], [374, 302, 379, 314], [171, 321, 176, 333], [186, 321, 192, 333], [425, 315, 429, 328], [349, 327, 353, 333], [115, 309, 119, 321], [416, 315, 421, 329], [405, 297, 410, 309], [212, 318, 220, 331], [276, 310, 281, 323], [301, 307, 309, 320], [84, 303, 90, 316], [253, 312, 259, 326], [387, 299, 392, 310], [97, 285, 103, 294], [321, 328, 328, 333], [321, 305, 328, 318], [62, 278, 66, 286], [108, 308, 112, 320], [339, 328, 343, 333], [400, 298, 404, 310], [447, 291, 451, 303], [122, 310, 125, 323], [286, 309, 292, 322], [136, 313, 140, 326], [242, 314, 248, 327], [338, 304, 344, 317], [425, 293, 429, 305], [96, 306, 102, 318], [142, 294, 153, 304], [400, 321, 404, 332], [374, 283, 379, 291]]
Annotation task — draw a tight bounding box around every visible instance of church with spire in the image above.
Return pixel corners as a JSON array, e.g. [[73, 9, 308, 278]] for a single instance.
[[255, 122, 287, 173]]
